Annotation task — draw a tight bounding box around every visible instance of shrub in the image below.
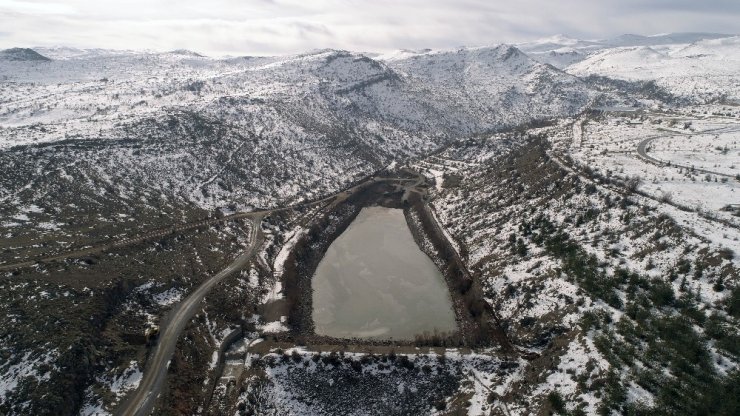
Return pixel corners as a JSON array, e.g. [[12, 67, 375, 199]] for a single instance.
[[648, 279, 675, 307], [626, 176, 641, 193], [719, 247, 734, 260], [547, 390, 566, 413], [726, 286, 740, 318], [434, 399, 447, 411]]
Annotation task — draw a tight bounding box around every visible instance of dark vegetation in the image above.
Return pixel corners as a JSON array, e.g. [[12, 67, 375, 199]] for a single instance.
[[584, 75, 686, 106], [518, 213, 740, 415], [0, 48, 51, 62], [256, 352, 460, 415], [240, 351, 512, 416], [435, 132, 739, 413], [0, 222, 246, 415]]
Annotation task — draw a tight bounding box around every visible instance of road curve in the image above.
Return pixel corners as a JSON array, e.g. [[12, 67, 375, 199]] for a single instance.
[[0, 176, 416, 272], [0, 212, 262, 272], [114, 176, 417, 415], [115, 214, 264, 416], [636, 131, 738, 179]]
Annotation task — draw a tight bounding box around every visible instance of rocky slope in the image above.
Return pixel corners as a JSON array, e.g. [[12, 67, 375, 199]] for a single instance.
[[1, 34, 739, 415]]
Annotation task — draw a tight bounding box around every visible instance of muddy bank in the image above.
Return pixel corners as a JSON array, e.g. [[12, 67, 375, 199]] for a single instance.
[[405, 200, 512, 350], [275, 178, 505, 348], [279, 181, 403, 336]]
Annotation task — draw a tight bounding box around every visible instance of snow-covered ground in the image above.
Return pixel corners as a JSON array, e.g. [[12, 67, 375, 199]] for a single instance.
[[567, 111, 740, 225], [648, 130, 740, 176], [422, 123, 739, 413], [2, 32, 740, 415], [567, 37, 740, 100], [518, 32, 740, 102]]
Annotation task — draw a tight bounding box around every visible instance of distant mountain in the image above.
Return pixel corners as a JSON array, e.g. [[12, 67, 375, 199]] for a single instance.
[[522, 49, 586, 69], [167, 49, 205, 57], [601, 32, 734, 48], [521, 32, 734, 53], [33, 46, 139, 60], [379, 45, 596, 132], [567, 36, 740, 101], [517, 34, 601, 53], [520, 32, 737, 69], [0, 47, 51, 62]]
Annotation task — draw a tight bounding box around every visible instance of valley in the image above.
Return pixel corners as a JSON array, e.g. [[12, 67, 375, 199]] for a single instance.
[[0, 32, 739, 416]]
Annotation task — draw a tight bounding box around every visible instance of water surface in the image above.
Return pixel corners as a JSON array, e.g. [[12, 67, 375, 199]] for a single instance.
[[312, 207, 457, 340]]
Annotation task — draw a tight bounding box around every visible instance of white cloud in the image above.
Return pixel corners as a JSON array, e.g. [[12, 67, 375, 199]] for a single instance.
[[0, 0, 737, 55], [0, 0, 77, 15]]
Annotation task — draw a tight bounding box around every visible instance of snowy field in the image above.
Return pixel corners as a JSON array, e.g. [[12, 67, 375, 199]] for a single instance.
[[571, 110, 740, 222], [567, 36, 740, 101], [648, 130, 740, 176]]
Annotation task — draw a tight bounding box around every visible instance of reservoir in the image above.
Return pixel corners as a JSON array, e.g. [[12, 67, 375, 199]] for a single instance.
[[312, 206, 457, 340]]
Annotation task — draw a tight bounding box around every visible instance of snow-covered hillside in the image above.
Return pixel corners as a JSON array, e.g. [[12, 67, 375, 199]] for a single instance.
[[567, 37, 740, 101], [2, 33, 734, 219], [415, 125, 740, 414], [379, 45, 595, 131], [517, 32, 740, 102], [0, 44, 601, 266], [0, 45, 596, 214]]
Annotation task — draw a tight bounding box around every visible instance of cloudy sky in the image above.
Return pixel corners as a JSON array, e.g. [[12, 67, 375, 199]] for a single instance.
[[0, 0, 737, 55]]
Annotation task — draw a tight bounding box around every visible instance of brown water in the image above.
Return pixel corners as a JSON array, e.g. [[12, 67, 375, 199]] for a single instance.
[[312, 207, 457, 340]]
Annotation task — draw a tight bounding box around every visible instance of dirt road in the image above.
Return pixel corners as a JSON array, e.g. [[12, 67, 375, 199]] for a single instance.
[[636, 128, 739, 179], [115, 214, 263, 416], [113, 175, 418, 416]]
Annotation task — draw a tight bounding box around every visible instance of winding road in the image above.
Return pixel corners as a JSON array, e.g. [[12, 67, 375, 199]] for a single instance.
[[635, 127, 740, 179], [111, 175, 419, 416], [115, 214, 264, 416]]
